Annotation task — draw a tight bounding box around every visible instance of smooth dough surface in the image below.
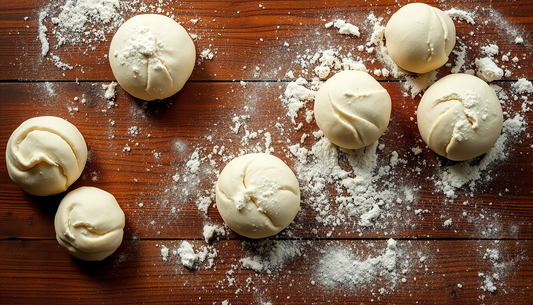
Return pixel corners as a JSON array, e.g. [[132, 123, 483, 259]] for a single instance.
[[314, 70, 391, 149], [417, 74, 503, 161], [5, 116, 87, 196], [55, 187, 125, 261], [385, 3, 456, 74], [216, 154, 300, 239], [109, 14, 196, 101]]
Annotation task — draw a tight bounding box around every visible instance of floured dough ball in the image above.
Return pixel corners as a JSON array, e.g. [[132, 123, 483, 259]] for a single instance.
[[314, 70, 391, 149], [109, 14, 196, 101], [417, 74, 503, 161], [55, 187, 125, 261], [385, 3, 456, 74], [216, 153, 300, 239], [5, 116, 87, 196]]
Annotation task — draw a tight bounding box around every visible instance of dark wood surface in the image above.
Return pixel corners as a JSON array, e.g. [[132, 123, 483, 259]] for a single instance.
[[1, 0, 533, 304]]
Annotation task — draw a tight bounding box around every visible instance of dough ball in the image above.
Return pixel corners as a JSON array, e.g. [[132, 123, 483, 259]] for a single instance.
[[216, 154, 300, 239], [417, 74, 503, 161], [385, 3, 456, 74], [55, 187, 125, 261], [5, 116, 87, 196], [314, 70, 391, 149], [109, 14, 196, 101]]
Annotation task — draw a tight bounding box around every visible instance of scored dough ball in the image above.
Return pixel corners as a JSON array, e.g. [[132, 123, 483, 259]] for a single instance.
[[109, 14, 196, 101], [55, 187, 126, 261], [5, 116, 87, 196], [216, 153, 300, 239], [385, 3, 456, 74], [314, 70, 391, 149], [417, 74, 503, 161]]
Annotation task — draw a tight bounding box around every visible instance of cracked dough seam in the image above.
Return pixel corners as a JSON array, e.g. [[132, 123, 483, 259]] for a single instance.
[[15, 128, 78, 188], [328, 90, 379, 146]]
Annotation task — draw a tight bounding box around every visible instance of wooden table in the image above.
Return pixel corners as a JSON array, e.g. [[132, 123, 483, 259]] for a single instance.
[[1, 0, 533, 303]]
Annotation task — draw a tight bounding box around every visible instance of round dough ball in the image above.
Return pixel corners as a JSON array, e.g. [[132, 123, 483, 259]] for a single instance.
[[55, 187, 125, 261], [216, 153, 300, 239], [385, 3, 456, 74], [109, 14, 196, 101], [5, 116, 87, 196], [314, 70, 391, 149], [417, 74, 503, 161]]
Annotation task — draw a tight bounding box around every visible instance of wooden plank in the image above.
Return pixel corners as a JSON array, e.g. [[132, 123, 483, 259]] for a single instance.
[[1, 81, 532, 240], [0, 0, 532, 81], [0, 239, 532, 304]]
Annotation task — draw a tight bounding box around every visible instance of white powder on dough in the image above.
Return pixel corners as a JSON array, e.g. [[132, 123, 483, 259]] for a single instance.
[[475, 57, 504, 82], [115, 25, 165, 68], [316, 239, 399, 289]]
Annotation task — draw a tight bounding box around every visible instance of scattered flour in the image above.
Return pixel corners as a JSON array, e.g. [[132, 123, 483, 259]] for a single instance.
[[102, 81, 117, 100], [160, 245, 169, 262], [35, 2, 528, 300], [175, 241, 218, 269], [316, 239, 399, 290], [38, 9, 50, 57], [178, 241, 198, 268], [240, 239, 301, 273], [198, 49, 215, 65], [445, 8, 476, 25], [326, 19, 360, 36], [512, 78, 533, 94], [203, 224, 226, 242], [475, 57, 504, 82], [437, 115, 527, 199]]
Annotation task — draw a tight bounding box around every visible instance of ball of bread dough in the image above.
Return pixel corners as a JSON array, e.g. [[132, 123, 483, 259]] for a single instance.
[[417, 74, 503, 161], [109, 14, 196, 101], [216, 154, 300, 239], [5, 116, 87, 196], [314, 70, 391, 149], [55, 187, 125, 261], [385, 3, 456, 74]]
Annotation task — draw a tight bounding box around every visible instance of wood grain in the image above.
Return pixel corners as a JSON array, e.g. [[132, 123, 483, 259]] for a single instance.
[[0, 0, 532, 81], [1, 82, 532, 240], [1, 240, 532, 304], [1, 0, 533, 304]]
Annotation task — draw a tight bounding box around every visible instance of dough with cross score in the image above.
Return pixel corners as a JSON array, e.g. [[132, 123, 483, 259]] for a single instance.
[[385, 3, 456, 74], [55, 187, 125, 261], [5, 116, 87, 196], [215, 153, 300, 239], [109, 14, 196, 101], [417, 74, 503, 161], [314, 70, 391, 149]]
